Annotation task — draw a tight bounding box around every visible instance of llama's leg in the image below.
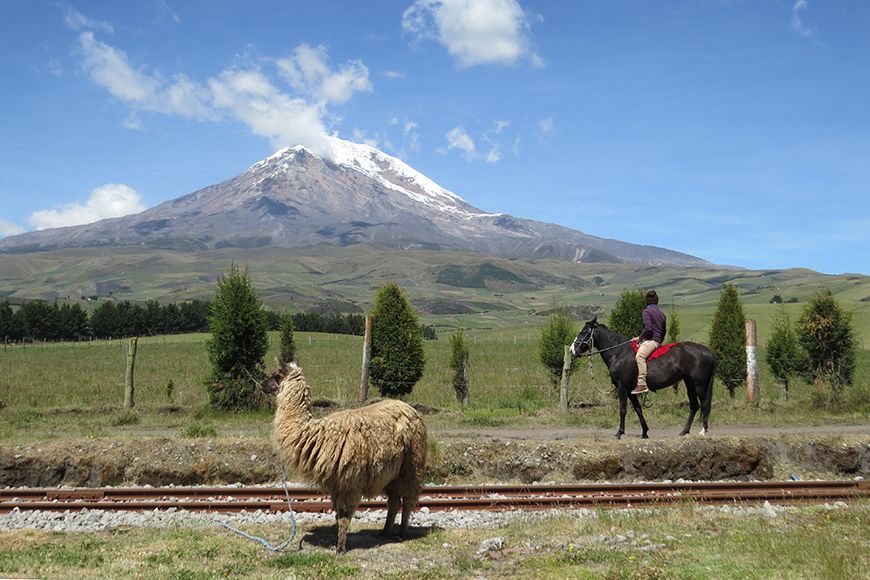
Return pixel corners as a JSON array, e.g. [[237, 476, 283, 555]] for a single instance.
[[399, 496, 417, 538], [628, 394, 649, 438], [680, 380, 699, 436], [615, 391, 628, 439], [334, 498, 358, 554], [383, 492, 401, 536]]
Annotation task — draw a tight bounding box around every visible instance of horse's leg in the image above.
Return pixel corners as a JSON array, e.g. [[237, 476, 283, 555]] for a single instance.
[[699, 374, 714, 436], [680, 379, 699, 436], [615, 390, 628, 440], [628, 394, 649, 438]]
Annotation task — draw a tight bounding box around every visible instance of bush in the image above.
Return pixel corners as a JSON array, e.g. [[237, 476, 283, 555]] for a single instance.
[[667, 300, 681, 343], [538, 306, 576, 387], [608, 290, 645, 338], [449, 322, 470, 405], [766, 308, 806, 398], [205, 264, 270, 411], [797, 288, 857, 392], [708, 283, 746, 397], [369, 282, 425, 398], [278, 311, 296, 362]]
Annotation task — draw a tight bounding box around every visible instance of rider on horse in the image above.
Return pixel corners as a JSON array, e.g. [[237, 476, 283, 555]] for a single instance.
[[630, 290, 666, 395]]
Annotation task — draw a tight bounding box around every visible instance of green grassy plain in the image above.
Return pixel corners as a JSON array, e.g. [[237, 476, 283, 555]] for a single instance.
[[1, 323, 867, 442]]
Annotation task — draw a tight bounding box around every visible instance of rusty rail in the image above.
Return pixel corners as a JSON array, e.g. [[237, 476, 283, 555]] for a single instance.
[[1, 480, 866, 514]]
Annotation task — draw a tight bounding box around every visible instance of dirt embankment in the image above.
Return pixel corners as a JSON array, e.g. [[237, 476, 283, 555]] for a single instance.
[[1, 434, 867, 487]]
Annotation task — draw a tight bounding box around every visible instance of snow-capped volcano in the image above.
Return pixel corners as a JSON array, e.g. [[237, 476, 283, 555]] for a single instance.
[[0, 138, 709, 267]]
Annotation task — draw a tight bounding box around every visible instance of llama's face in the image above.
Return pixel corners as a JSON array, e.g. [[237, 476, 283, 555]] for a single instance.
[[263, 370, 284, 395]]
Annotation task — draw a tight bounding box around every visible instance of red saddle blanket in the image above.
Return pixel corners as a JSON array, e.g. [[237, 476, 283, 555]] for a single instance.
[[631, 341, 677, 360]]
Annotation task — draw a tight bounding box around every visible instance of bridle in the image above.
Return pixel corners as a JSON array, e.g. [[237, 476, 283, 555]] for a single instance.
[[572, 324, 633, 359]]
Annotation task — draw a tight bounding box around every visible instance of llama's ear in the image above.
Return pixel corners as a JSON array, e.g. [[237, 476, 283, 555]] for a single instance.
[[276, 357, 289, 375]]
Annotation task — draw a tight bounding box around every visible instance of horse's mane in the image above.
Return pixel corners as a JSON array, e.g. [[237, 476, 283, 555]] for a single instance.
[[594, 322, 629, 342]]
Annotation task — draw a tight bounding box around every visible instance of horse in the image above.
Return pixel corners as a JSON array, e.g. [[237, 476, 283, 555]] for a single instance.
[[571, 318, 716, 439]]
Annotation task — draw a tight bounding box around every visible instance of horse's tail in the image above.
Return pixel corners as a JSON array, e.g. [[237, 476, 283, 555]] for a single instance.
[[703, 354, 716, 408]]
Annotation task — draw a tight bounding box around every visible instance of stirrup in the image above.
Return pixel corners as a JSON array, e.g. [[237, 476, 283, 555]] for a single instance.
[[631, 385, 649, 395]]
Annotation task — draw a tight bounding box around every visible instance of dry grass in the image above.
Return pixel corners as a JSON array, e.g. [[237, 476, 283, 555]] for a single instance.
[[0, 502, 866, 578]]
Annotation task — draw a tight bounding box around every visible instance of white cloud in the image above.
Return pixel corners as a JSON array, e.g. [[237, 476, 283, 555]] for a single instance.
[[63, 5, 113, 34], [445, 126, 477, 159], [537, 116, 554, 141], [78, 31, 160, 103], [403, 121, 421, 152], [384, 70, 406, 79], [276, 44, 372, 104], [71, 17, 375, 158], [0, 219, 26, 237], [156, 0, 181, 23], [28, 184, 147, 230], [402, 0, 542, 67], [208, 69, 332, 156], [492, 120, 509, 134], [791, 0, 813, 38], [484, 146, 501, 164]]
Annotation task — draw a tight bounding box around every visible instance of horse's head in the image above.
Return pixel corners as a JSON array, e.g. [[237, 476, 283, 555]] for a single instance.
[[571, 318, 598, 357]]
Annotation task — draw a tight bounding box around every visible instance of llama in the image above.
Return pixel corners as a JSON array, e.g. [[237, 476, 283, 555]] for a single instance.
[[263, 358, 427, 554]]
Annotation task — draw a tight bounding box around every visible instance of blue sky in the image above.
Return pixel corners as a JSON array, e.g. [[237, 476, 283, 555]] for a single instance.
[[1, 0, 868, 274]]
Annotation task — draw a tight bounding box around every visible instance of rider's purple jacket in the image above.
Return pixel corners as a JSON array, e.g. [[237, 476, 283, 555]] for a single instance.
[[640, 305, 667, 344]]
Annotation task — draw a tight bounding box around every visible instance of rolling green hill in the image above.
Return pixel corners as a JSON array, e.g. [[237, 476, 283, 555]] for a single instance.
[[1, 244, 867, 347]]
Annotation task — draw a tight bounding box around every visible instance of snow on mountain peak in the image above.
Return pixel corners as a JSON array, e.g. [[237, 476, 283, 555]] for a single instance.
[[250, 138, 497, 218]]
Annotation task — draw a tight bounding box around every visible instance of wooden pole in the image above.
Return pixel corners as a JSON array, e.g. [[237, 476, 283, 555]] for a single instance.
[[745, 319, 759, 402], [560, 345, 572, 411], [358, 315, 372, 403], [124, 336, 138, 410]]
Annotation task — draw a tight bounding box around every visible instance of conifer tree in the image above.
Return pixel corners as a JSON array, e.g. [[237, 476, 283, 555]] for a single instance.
[[667, 300, 681, 343], [538, 306, 576, 387], [797, 287, 857, 392], [449, 322, 470, 406], [708, 283, 746, 397], [766, 308, 805, 399], [608, 289, 645, 338], [369, 282, 425, 398], [278, 311, 296, 362], [205, 264, 270, 410]]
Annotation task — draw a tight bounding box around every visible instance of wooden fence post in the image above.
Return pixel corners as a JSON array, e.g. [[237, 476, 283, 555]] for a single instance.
[[745, 319, 759, 402], [124, 336, 138, 410], [560, 345, 572, 411], [358, 315, 372, 403]]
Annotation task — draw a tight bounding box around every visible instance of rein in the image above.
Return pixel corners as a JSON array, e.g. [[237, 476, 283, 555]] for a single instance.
[[572, 338, 633, 358]]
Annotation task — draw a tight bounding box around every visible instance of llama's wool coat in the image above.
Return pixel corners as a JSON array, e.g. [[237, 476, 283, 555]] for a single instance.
[[273, 364, 427, 510]]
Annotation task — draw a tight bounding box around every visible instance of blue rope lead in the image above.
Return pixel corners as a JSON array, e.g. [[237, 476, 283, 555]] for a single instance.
[[219, 464, 299, 553]]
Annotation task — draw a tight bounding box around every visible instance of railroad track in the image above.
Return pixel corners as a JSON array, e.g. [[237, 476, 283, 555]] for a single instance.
[[1, 480, 867, 514]]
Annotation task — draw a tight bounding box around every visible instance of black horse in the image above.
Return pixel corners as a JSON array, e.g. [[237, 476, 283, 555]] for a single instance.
[[571, 318, 716, 439]]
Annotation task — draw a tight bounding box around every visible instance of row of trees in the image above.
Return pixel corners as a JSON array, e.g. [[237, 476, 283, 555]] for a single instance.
[[0, 299, 211, 341], [0, 299, 379, 343]]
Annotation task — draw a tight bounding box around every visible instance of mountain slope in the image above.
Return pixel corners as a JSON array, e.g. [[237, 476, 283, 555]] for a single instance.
[[0, 137, 709, 267]]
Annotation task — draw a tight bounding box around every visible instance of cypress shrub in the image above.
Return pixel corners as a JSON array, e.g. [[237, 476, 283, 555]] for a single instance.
[[608, 289, 645, 338], [766, 308, 805, 399], [797, 287, 857, 392], [449, 322, 470, 406], [278, 311, 297, 363], [538, 306, 576, 387], [708, 283, 746, 397], [369, 282, 425, 398], [205, 264, 270, 411]]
